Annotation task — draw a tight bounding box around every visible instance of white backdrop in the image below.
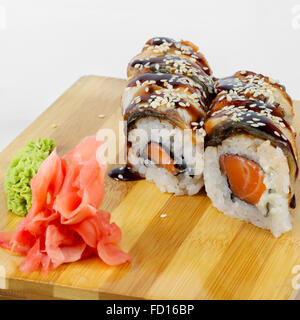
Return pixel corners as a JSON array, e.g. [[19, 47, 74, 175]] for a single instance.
[[0, 0, 300, 151]]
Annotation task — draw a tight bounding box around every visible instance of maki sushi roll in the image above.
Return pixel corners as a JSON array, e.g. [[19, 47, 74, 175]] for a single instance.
[[115, 37, 214, 195], [127, 37, 214, 96], [204, 71, 298, 237]]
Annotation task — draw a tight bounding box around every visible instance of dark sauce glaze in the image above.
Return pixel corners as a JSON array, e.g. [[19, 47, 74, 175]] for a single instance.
[[127, 73, 196, 90], [208, 107, 291, 152], [127, 73, 206, 101], [124, 90, 206, 124], [126, 73, 208, 115], [215, 77, 240, 92], [145, 37, 211, 76], [130, 56, 165, 66], [109, 166, 142, 181], [210, 95, 285, 118], [206, 109, 298, 179], [129, 55, 208, 77], [128, 58, 213, 107], [290, 194, 296, 209], [215, 72, 293, 108], [146, 36, 175, 46], [215, 78, 274, 107], [145, 72, 209, 108]]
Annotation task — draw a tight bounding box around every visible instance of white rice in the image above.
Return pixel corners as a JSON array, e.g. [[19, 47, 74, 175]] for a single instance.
[[128, 117, 204, 195], [204, 134, 292, 237]]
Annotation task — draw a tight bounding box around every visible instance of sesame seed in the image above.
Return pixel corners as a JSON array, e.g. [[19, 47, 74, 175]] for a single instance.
[[279, 122, 285, 128], [51, 124, 58, 129], [97, 114, 105, 119], [269, 77, 279, 84], [160, 213, 167, 218], [274, 131, 281, 137], [118, 174, 124, 180], [135, 96, 141, 104]]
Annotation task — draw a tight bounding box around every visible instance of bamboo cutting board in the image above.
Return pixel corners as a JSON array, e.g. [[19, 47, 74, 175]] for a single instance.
[[0, 76, 300, 300]]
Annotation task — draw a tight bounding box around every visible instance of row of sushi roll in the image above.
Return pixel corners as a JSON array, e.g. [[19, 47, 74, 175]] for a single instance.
[[114, 37, 215, 195], [111, 37, 298, 237]]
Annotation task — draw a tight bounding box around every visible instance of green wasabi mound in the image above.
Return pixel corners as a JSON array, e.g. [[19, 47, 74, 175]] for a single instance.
[[4, 138, 56, 216]]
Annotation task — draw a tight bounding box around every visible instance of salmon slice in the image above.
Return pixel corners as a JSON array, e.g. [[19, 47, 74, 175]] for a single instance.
[[146, 142, 179, 175], [219, 154, 266, 204]]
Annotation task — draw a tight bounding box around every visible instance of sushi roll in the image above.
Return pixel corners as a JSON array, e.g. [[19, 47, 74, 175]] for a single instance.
[[204, 71, 298, 237], [127, 37, 214, 96], [115, 37, 214, 195]]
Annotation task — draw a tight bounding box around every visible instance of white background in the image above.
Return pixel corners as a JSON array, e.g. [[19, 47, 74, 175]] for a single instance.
[[0, 0, 299, 151]]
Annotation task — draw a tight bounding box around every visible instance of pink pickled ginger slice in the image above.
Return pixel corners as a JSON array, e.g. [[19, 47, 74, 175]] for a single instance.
[[0, 136, 131, 273]]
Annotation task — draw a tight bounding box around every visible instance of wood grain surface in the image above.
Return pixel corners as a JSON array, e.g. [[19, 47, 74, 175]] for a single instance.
[[0, 76, 300, 300]]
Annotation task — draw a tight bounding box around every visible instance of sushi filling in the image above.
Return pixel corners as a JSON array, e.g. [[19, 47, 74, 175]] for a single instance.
[[219, 154, 266, 205], [143, 142, 186, 176]]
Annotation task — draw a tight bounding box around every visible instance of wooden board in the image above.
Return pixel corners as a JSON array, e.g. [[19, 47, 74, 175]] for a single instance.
[[0, 76, 300, 300]]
